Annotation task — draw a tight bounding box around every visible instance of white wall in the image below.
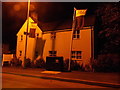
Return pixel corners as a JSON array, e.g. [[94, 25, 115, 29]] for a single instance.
[[42, 27, 94, 66], [16, 17, 94, 67], [42, 33, 52, 62], [16, 17, 42, 63]]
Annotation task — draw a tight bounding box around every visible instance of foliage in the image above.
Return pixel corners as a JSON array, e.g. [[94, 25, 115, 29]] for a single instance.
[[84, 64, 93, 72], [34, 58, 45, 68], [95, 3, 120, 54], [91, 54, 120, 72], [24, 58, 31, 68], [64, 59, 84, 71], [10, 56, 22, 67]]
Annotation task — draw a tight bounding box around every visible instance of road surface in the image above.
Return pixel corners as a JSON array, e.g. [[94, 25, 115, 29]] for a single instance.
[[2, 73, 105, 88]]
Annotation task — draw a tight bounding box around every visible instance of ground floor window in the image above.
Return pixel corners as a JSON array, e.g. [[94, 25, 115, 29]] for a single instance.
[[21, 35, 23, 41], [35, 51, 39, 58], [71, 51, 82, 60], [19, 51, 22, 56], [49, 51, 57, 56]]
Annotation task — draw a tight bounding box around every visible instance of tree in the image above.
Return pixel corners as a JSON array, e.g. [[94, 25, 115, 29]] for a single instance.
[[95, 2, 120, 54]]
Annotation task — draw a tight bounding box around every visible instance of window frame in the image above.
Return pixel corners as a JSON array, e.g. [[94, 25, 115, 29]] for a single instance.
[[71, 51, 82, 60], [49, 51, 57, 56], [51, 32, 56, 39], [73, 30, 80, 39], [19, 51, 22, 56]]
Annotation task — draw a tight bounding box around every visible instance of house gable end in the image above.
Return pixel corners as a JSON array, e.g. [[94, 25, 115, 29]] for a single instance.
[[17, 17, 42, 36]]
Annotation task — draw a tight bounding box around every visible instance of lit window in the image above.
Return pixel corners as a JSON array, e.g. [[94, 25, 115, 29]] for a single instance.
[[49, 51, 57, 56], [73, 30, 80, 39], [71, 51, 82, 60], [51, 32, 56, 39], [20, 51, 22, 56]]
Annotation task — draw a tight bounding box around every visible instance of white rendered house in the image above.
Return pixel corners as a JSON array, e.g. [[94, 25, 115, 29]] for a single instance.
[[16, 17, 42, 65], [42, 26, 94, 67], [16, 16, 95, 68]]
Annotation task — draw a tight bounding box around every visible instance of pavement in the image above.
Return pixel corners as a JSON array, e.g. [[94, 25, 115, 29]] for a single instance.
[[2, 66, 120, 88]]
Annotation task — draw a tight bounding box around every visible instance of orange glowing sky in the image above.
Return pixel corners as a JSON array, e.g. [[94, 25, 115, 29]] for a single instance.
[[2, 2, 98, 50]]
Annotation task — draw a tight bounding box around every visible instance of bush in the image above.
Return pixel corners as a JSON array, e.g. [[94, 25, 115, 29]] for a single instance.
[[64, 59, 84, 71], [91, 54, 120, 72], [10, 57, 22, 67], [24, 58, 31, 68], [84, 64, 93, 72], [34, 58, 45, 68]]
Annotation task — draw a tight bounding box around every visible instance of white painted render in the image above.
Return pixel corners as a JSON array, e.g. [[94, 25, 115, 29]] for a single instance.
[[42, 27, 94, 66], [16, 17, 42, 62], [16, 17, 94, 67]]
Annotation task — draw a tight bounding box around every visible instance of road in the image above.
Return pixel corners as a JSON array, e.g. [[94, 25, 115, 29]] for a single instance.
[[2, 73, 105, 88]]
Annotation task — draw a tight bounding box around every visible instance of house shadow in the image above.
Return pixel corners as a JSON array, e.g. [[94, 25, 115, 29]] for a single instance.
[[35, 37, 46, 58]]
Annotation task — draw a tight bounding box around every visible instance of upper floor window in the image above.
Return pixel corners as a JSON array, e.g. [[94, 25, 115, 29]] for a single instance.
[[73, 30, 80, 39], [51, 32, 56, 39]]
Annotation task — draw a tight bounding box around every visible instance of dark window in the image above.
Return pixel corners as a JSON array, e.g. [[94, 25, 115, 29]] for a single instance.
[[21, 35, 23, 41], [20, 51, 22, 56], [51, 32, 56, 39], [37, 33, 39, 37], [71, 51, 82, 60], [35, 51, 38, 58], [73, 30, 80, 39], [49, 51, 57, 56]]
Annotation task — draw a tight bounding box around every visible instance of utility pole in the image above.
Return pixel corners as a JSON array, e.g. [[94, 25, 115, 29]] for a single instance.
[[23, 0, 30, 68]]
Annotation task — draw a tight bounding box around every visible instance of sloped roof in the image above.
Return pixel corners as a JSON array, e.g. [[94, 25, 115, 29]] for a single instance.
[[32, 15, 96, 32]]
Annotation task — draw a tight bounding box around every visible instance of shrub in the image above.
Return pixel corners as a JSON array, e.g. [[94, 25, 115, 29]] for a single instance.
[[10, 56, 22, 67], [84, 64, 93, 72], [91, 54, 120, 72], [24, 58, 31, 68], [34, 58, 45, 68], [64, 59, 84, 71]]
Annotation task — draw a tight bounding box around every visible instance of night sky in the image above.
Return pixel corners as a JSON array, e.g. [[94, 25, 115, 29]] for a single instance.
[[2, 2, 98, 50]]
